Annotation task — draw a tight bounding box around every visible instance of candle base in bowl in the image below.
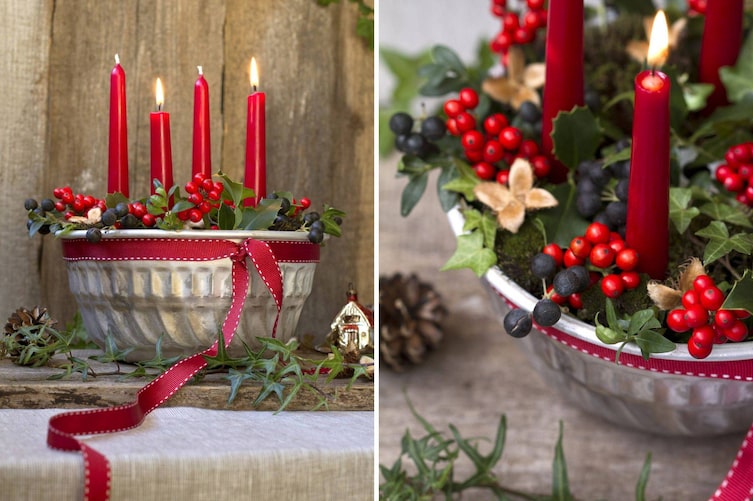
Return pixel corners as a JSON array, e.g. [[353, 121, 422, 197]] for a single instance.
[[60, 229, 320, 362]]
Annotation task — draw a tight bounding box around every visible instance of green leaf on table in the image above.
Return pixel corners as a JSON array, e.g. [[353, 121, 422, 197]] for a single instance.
[[700, 202, 753, 228], [669, 187, 700, 234], [401, 172, 429, 217], [441, 159, 479, 200], [720, 30, 753, 103], [551, 106, 602, 170], [722, 270, 753, 315], [441, 231, 497, 277], [552, 421, 573, 501], [462, 208, 497, 249]]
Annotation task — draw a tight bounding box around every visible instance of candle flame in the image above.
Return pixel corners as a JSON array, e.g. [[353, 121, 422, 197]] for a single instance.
[[114, 54, 120, 65], [197, 65, 203, 76], [647, 10, 669, 68], [250, 57, 259, 90], [155, 78, 164, 109]]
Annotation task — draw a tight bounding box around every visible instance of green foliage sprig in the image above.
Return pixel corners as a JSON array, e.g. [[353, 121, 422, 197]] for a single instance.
[[380, 398, 655, 500]]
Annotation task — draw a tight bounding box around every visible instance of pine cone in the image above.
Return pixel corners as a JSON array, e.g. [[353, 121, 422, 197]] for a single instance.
[[379, 273, 447, 371], [3, 306, 58, 366]]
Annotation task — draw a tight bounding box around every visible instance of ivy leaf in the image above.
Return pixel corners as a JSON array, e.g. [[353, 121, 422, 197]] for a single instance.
[[462, 208, 497, 250], [551, 106, 602, 170], [722, 270, 753, 314], [699, 202, 753, 229], [401, 172, 429, 217], [441, 159, 479, 200], [668, 187, 700, 234], [720, 29, 753, 103], [694, 221, 753, 264], [552, 421, 574, 501], [441, 231, 498, 277], [634, 330, 676, 359], [683, 83, 714, 112]]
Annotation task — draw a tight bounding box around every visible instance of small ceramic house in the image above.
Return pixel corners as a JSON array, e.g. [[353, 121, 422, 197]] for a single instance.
[[328, 285, 373, 351]]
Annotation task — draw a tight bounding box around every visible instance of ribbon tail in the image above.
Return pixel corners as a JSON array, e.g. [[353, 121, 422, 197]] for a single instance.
[[243, 239, 284, 336], [711, 424, 753, 500]]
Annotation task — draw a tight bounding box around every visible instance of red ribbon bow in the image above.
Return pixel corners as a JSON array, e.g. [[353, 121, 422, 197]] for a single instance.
[[47, 237, 297, 501]]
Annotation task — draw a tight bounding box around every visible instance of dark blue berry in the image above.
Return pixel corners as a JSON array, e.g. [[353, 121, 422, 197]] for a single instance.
[[101, 209, 118, 226], [593, 211, 613, 229], [530, 253, 557, 280], [389, 112, 414, 135], [24, 199, 38, 211], [587, 163, 611, 187], [311, 220, 324, 232], [605, 201, 627, 226], [585, 89, 600, 112], [615, 179, 629, 202], [504, 309, 533, 338], [308, 228, 324, 244], [86, 227, 102, 243], [533, 299, 561, 327], [40, 199, 55, 212], [569, 265, 590, 292], [553, 268, 583, 297], [576, 193, 602, 218], [421, 116, 446, 141], [303, 212, 320, 224], [611, 160, 631, 180], [115, 202, 129, 218], [120, 213, 138, 228], [38, 224, 51, 235], [395, 134, 410, 153], [333, 216, 343, 226], [33, 207, 46, 217], [405, 133, 427, 156], [518, 101, 541, 123]]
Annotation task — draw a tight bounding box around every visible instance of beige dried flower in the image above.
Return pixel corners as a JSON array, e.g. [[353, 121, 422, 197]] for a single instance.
[[482, 46, 545, 110], [647, 257, 705, 310]]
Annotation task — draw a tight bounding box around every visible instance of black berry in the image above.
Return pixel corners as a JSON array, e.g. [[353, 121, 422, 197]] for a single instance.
[[389, 112, 414, 135], [311, 220, 324, 232], [86, 227, 102, 243], [308, 228, 324, 244], [303, 212, 320, 225], [576, 192, 602, 218], [533, 299, 561, 327], [404, 133, 427, 156], [518, 101, 541, 123], [584, 89, 600, 112], [503, 309, 533, 338], [101, 209, 118, 226], [40, 199, 55, 212], [605, 201, 627, 226], [569, 265, 591, 292], [24, 199, 38, 211], [38, 224, 51, 235], [553, 268, 587, 297], [421, 116, 446, 141], [530, 252, 557, 280], [615, 179, 629, 202], [395, 134, 410, 153], [120, 213, 138, 228], [115, 202, 130, 218], [333, 216, 343, 226]]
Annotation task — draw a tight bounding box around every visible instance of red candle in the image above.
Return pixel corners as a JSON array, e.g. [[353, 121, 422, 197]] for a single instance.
[[150, 78, 174, 195], [244, 57, 266, 206], [699, 0, 743, 111], [108, 54, 129, 196], [626, 11, 671, 280], [192, 66, 211, 179], [541, 0, 584, 183]]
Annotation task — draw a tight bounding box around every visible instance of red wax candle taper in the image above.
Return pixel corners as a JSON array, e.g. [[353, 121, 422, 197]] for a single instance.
[[150, 78, 174, 195], [542, 0, 584, 183], [192, 66, 211, 179], [108, 54, 129, 196], [699, 0, 743, 111], [626, 11, 671, 280], [244, 57, 266, 206]]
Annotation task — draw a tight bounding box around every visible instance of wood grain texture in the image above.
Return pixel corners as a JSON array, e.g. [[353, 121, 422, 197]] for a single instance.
[[0, 0, 53, 319], [3, 0, 373, 348]]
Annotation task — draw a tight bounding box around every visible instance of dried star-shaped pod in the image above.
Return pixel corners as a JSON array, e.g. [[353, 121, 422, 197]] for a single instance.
[[626, 16, 686, 64], [482, 46, 545, 110], [647, 257, 705, 310], [473, 158, 558, 233]]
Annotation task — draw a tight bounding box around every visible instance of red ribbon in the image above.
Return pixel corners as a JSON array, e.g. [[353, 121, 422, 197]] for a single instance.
[[48, 237, 317, 501], [492, 288, 753, 500]]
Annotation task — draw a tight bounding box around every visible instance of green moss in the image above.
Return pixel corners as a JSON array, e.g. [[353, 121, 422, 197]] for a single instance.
[[495, 219, 546, 296], [577, 274, 654, 323]]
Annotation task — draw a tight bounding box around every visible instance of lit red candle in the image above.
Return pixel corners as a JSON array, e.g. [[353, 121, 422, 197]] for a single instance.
[[244, 57, 266, 206], [108, 54, 129, 196], [699, 0, 743, 111], [626, 11, 671, 280], [541, 0, 584, 183], [150, 78, 174, 195], [192, 66, 211, 179]]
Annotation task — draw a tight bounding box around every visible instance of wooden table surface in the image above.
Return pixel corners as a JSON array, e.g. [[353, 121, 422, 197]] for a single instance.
[[378, 158, 746, 500]]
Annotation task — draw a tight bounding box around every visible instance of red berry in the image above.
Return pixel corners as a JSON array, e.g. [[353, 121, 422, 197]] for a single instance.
[[568, 292, 583, 309], [141, 213, 156, 227], [176, 210, 190, 221], [699, 286, 724, 311], [502, 12, 519, 32], [531, 155, 550, 178], [496, 169, 510, 185], [300, 197, 311, 209], [188, 192, 204, 205], [519, 139, 539, 158], [455, 112, 476, 133], [542, 243, 564, 267], [684, 304, 709, 329], [444, 99, 464, 118], [188, 208, 203, 223], [490, 32, 513, 53], [213, 181, 224, 193], [461, 130, 485, 150], [563, 249, 585, 267], [715, 164, 734, 183], [83, 195, 96, 209], [569, 236, 592, 259], [615, 248, 639, 271], [724, 173, 745, 192], [667, 308, 688, 332], [620, 271, 641, 290], [585, 222, 611, 245], [54, 201, 66, 212], [715, 309, 737, 330], [473, 162, 496, 180], [513, 27, 534, 44], [731, 143, 752, 164], [608, 238, 627, 254], [601, 274, 624, 299], [185, 181, 199, 194], [72, 199, 86, 213], [724, 320, 749, 342], [491, 4, 506, 17], [527, 0, 545, 9], [522, 10, 540, 29], [589, 243, 615, 269], [484, 113, 508, 135], [466, 148, 484, 163], [458, 88, 479, 109], [132, 203, 147, 219], [483, 140, 505, 163], [193, 172, 207, 185], [198, 201, 212, 214], [689, 325, 715, 359], [207, 190, 222, 201], [498, 126, 523, 151], [201, 178, 214, 192], [62, 191, 74, 204], [682, 289, 701, 309], [735, 310, 751, 319], [53, 187, 64, 199], [692, 274, 715, 292]]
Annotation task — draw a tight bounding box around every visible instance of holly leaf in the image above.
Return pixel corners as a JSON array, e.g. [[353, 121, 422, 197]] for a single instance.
[[218, 202, 237, 230], [240, 198, 281, 230], [441, 231, 497, 277], [105, 192, 129, 209], [720, 30, 753, 103], [551, 106, 602, 170], [217, 171, 255, 207], [462, 208, 497, 249], [669, 187, 700, 234], [722, 270, 753, 315]]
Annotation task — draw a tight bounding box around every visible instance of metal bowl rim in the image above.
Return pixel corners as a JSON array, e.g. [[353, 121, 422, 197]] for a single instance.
[[58, 228, 313, 242]]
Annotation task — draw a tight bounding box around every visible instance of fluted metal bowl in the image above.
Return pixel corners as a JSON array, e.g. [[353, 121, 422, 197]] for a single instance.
[[448, 207, 753, 436], [59, 229, 319, 362]]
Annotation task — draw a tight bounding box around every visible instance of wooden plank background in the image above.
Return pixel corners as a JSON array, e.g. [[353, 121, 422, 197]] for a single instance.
[[1, 0, 374, 346]]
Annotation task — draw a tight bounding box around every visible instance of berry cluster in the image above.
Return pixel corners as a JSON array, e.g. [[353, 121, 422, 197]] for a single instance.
[[716, 142, 753, 207], [268, 194, 329, 243], [489, 0, 548, 57], [687, 0, 707, 15], [666, 275, 750, 359], [25, 188, 108, 236], [502, 222, 642, 338], [575, 157, 630, 235], [444, 88, 547, 183], [389, 112, 446, 159], [179, 172, 226, 223]]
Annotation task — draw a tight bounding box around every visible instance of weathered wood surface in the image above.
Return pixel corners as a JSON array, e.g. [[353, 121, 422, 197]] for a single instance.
[[0, 351, 373, 411], [2, 0, 373, 348]]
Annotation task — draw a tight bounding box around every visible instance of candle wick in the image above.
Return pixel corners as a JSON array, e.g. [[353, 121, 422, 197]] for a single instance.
[[651, 67, 655, 76], [157, 103, 162, 112], [252, 84, 257, 92]]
